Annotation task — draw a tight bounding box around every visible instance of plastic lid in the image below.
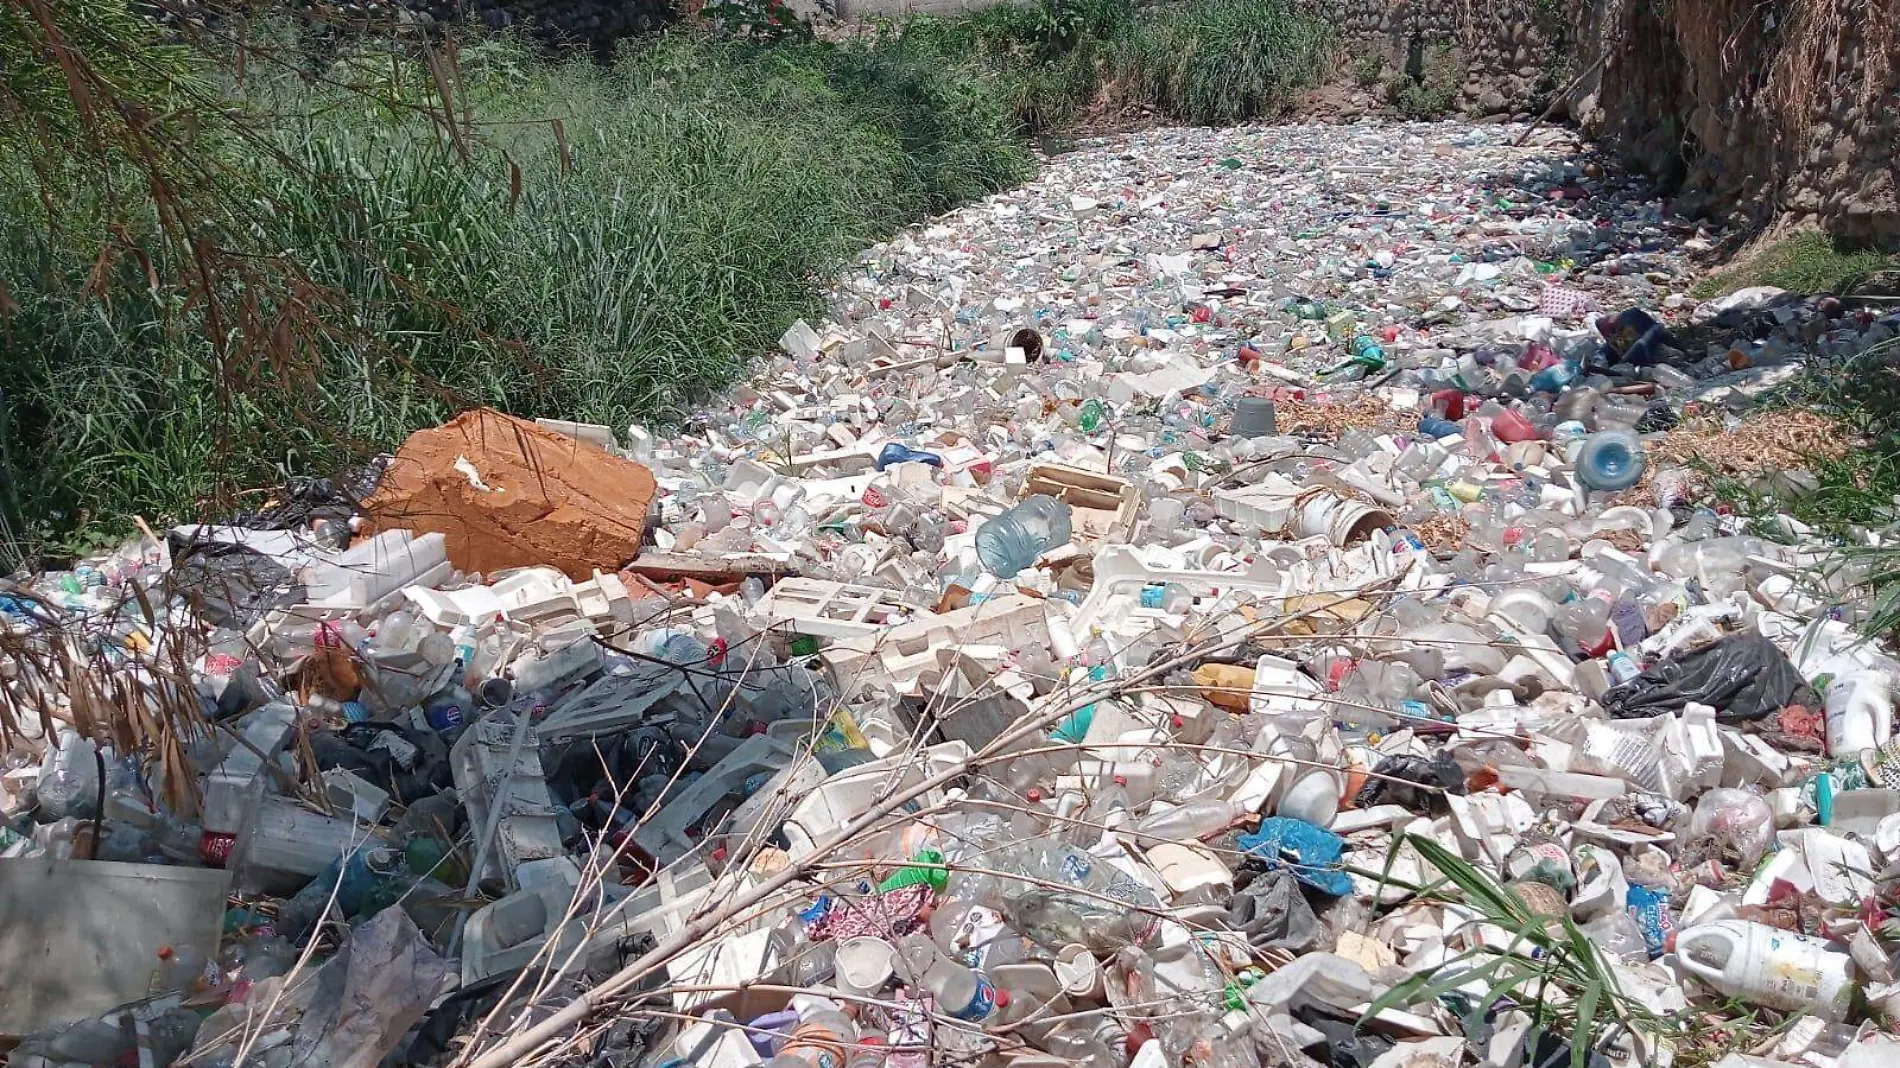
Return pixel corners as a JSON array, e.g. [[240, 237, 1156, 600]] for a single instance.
[[1113, 775, 1128, 786], [1663, 930, 1677, 954], [993, 988, 1011, 1008], [1026, 788, 1043, 802]]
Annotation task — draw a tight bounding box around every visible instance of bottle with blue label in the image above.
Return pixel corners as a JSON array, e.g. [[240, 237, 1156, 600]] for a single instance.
[[923, 956, 1002, 1021], [422, 683, 469, 735]]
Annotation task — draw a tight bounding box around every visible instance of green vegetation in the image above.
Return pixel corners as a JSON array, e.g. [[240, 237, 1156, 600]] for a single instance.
[[1386, 43, 1463, 118], [1704, 334, 1900, 641], [901, 0, 1335, 130], [1692, 231, 1900, 299], [0, 0, 1335, 565], [1366, 834, 1679, 1068]]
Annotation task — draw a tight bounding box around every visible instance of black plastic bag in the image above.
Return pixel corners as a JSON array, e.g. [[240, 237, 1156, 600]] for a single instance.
[[1353, 751, 1466, 814], [1227, 866, 1322, 953], [1602, 632, 1819, 722], [311, 722, 451, 804], [1296, 1008, 1396, 1068]]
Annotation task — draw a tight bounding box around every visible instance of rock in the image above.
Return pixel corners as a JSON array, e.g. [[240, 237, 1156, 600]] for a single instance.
[[364, 408, 656, 581]]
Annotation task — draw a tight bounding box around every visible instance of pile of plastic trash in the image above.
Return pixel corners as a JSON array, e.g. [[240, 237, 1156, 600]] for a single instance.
[[7, 120, 1900, 1068]]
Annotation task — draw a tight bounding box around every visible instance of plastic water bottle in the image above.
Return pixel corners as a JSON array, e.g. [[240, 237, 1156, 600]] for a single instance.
[[1132, 798, 1241, 841], [975, 495, 1073, 578], [1575, 429, 1647, 491], [915, 949, 1002, 1022], [1528, 357, 1581, 394]]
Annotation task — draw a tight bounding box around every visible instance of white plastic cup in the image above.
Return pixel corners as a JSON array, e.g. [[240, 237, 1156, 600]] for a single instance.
[[834, 936, 897, 999]]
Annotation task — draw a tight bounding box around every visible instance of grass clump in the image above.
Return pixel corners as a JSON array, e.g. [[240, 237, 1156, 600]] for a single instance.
[[1386, 43, 1463, 118], [0, 0, 1333, 563], [1113, 0, 1334, 125], [1692, 231, 1900, 299], [0, 27, 1031, 562], [901, 0, 1335, 131]]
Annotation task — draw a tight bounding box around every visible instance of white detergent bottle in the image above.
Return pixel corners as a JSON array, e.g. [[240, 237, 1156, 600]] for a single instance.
[[1670, 920, 1856, 1020], [1825, 670, 1894, 757]]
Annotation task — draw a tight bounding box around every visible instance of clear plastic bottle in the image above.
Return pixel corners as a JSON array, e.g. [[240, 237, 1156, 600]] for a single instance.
[[975, 495, 1074, 578], [1576, 429, 1647, 491], [148, 944, 211, 995], [776, 1009, 859, 1068], [1132, 798, 1241, 841]]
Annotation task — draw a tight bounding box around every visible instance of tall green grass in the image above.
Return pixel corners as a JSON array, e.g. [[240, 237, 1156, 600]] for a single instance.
[[0, 0, 1334, 563], [901, 0, 1336, 130], [0, 31, 1031, 561]]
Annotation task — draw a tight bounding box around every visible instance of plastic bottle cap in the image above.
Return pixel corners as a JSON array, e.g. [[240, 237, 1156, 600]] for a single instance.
[[157, 945, 174, 960], [1113, 775, 1128, 786], [1026, 788, 1043, 802], [1663, 931, 1678, 954], [993, 989, 1011, 1008]]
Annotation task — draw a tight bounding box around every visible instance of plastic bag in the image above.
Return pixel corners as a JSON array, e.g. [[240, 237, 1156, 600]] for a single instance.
[[1353, 751, 1467, 814], [1226, 865, 1322, 953], [291, 909, 450, 1068], [1686, 787, 1776, 867], [35, 730, 99, 821], [1236, 817, 1352, 896], [1603, 632, 1819, 722]]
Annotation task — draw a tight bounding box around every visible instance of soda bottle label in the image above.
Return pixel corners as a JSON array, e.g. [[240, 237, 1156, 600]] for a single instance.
[[426, 701, 464, 732], [946, 973, 999, 1021]]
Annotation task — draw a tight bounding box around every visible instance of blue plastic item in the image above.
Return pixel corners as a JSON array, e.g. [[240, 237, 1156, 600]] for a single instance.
[[1528, 357, 1581, 394], [1235, 818, 1352, 896], [422, 691, 465, 733], [975, 495, 1073, 579], [1626, 883, 1673, 959], [876, 442, 944, 471], [1417, 415, 1461, 439], [1575, 429, 1648, 491]]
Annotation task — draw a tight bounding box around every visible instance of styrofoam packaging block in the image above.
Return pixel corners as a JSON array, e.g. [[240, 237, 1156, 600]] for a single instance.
[[303, 530, 448, 608], [782, 741, 972, 857], [451, 711, 565, 892], [486, 567, 579, 624], [1251, 654, 1326, 720], [321, 767, 391, 824], [534, 418, 617, 451], [461, 857, 583, 986], [233, 794, 389, 895], [403, 584, 507, 629], [756, 577, 911, 639], [1076, 546, 1288, 635], [824, 595, 1047, 693]]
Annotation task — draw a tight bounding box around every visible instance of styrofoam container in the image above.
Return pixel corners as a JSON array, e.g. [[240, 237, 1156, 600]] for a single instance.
[[303, 530, 448, 608]]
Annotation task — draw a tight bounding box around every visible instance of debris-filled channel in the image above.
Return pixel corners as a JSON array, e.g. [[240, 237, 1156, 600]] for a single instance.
[[6, 120, 1900, 1068]]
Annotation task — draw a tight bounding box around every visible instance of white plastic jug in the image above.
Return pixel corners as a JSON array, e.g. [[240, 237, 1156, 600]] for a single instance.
[[1670, 920, 1855, 1020], [1825, 670, 1893, 757]]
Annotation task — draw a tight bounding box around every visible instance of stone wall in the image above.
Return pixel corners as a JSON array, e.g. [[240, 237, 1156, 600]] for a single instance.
[[1569, 0, 1899, 246], [1290, 0, 1570, 116]]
